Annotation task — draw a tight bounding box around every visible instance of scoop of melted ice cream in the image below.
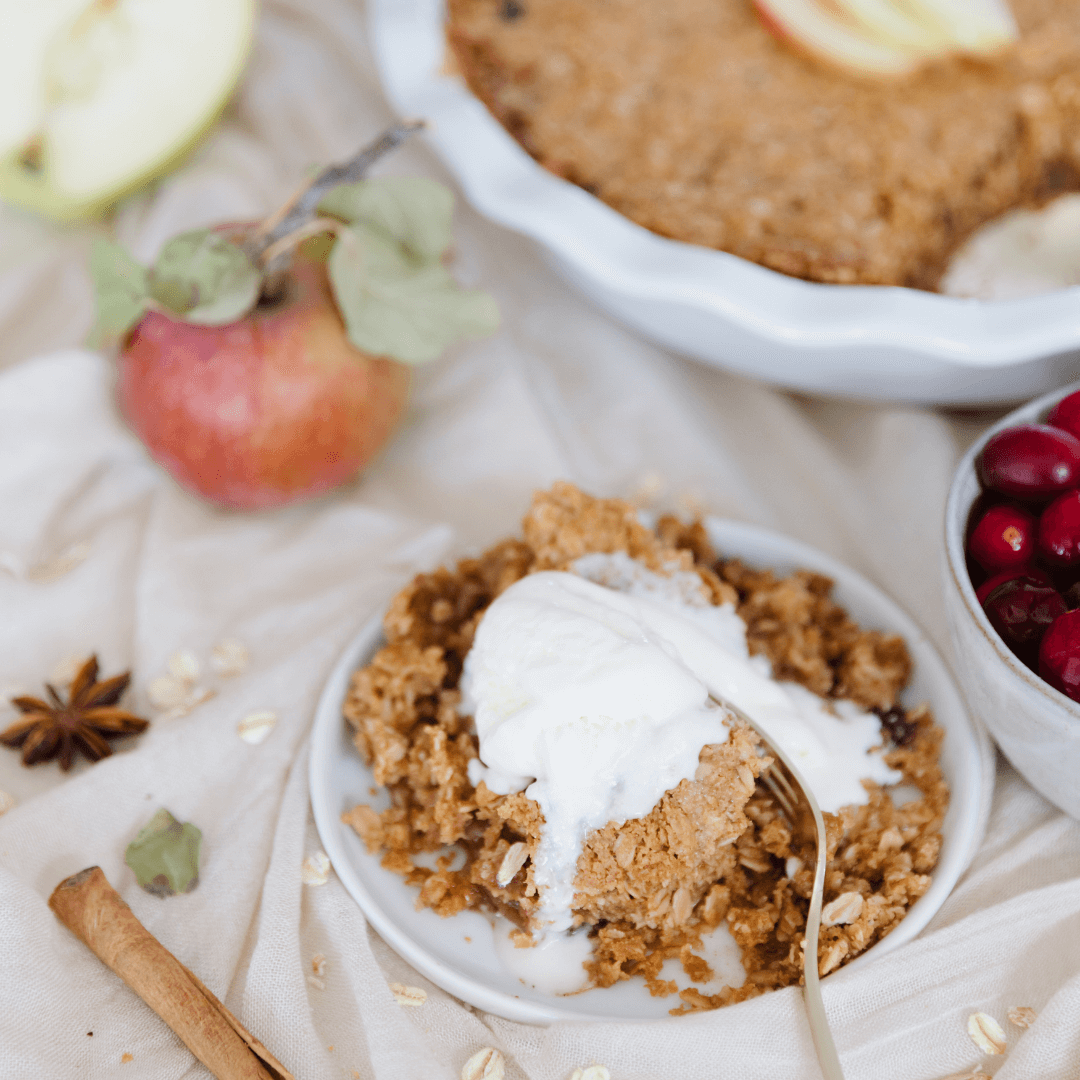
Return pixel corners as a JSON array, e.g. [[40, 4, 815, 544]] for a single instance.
[[461, 558, 900, 937]]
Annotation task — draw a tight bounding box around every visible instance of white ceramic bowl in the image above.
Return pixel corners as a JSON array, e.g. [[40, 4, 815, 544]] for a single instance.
[[943, 379, 1080, 818], [367, 0, 1080, 405], [310, 518, 994, 1023]]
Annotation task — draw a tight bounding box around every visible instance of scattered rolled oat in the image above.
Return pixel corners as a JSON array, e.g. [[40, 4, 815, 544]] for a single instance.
[[629, 470, 665, 507], [147, 674, 190, 710], [306, 975, 326, 990], [312, 953, 327, 976], [675, 488, 706, 519], [166, 687, 216, 720], [389, 982, 427, 1007], [238, 710, 277, 745], [1007, 1005, 1036, 1029], [821, 891, 864, 927], [967, 1012, 1007, 1055], [27, 541, 91, 583], [496, 842, 528, 886], [0, 791, 15, 816], [168, 650, 200, 683], [211, 638, 249, 677], [146, 652, 218, 719], [570, 1068, 610, 1080], [301, 852, 331, 886], [461, 1047, 505, 1080]]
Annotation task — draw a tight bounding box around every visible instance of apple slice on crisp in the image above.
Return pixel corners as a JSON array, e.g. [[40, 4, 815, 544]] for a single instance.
[[895, 0, 1019, 54], [827, 0, 951, 54], [755, 0, 1018, 77], [0, 0, 255, 223], [754, 0, 923, 76]]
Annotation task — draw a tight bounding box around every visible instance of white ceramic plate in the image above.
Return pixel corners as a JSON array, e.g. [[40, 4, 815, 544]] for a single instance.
[[310, 519, 994, 1023], [368, 0, 1080, 404]]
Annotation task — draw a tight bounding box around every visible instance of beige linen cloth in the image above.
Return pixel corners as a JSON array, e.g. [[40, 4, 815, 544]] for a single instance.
[[1, 3, 1079, 1078]]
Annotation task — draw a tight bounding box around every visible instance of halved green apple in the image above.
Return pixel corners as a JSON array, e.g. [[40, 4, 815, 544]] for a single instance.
[[755, 0, 1018, 77], [0, 0, 255, 223]]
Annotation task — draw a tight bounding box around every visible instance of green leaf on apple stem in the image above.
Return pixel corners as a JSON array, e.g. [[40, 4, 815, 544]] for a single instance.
[[328, 221, 500, 364], [125, 808, 202, 898], [319, 177, 454, 265], [149, 229, 261, 326], [87, 239, 151, 347]]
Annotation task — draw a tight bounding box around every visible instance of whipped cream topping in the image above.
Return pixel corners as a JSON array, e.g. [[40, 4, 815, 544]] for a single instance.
[[942, 193, 1080, 300], [463, 568, 732, 935], [461, 556, 900, 939]]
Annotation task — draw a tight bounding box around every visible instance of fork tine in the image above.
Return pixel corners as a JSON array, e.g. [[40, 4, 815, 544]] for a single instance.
[[765, 765, 800, 818], [771, 765, 800, 809], [761, 767, 795, 818]]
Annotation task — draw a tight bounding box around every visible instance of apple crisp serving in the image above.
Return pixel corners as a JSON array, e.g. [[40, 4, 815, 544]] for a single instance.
[[341, 484, 948, 1011], [445, 0, 1080, 289]]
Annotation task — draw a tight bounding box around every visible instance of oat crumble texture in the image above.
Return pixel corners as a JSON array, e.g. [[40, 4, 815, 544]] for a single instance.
[[342, 484, 948, 1010], [447, 0, 1080, 289]]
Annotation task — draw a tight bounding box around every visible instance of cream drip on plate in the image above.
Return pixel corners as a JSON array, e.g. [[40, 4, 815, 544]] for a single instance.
[[461, 554, 900, 943]]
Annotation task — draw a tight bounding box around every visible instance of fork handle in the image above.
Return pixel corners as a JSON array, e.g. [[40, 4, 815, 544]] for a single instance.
[[803, 812, 846, 1080]]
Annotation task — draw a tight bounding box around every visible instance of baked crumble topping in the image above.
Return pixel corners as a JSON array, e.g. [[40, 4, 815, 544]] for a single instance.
[[342, 484, 948, 1011], [446, 0, 1080, 289]]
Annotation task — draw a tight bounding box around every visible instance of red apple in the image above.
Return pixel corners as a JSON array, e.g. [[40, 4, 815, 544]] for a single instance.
[[118, 243, 411, 510]]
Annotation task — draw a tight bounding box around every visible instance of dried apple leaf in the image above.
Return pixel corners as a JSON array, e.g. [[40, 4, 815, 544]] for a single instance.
[[149, 229, 261, 326], [319, 177, 454, 265], [87, 239, 151, 347], [125, 808, 202, 898], [328, 222, 499, 364]]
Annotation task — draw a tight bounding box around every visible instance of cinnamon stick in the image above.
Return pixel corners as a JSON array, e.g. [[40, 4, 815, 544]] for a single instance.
[[49, 867, 293, 1080]]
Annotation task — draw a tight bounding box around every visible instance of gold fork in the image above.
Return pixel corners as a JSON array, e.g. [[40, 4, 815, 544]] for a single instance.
[[711, 695, 846, 1080]]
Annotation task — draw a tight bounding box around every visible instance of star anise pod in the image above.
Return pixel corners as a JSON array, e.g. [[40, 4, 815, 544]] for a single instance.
[[0, 656, 149, 770]]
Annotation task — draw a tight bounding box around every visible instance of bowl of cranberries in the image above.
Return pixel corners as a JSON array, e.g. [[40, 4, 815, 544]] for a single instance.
[[945, 381, 1080, 819]]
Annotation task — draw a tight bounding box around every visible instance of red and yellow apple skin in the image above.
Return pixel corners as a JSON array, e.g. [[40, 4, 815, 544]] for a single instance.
[[118, 248, 411, 511]]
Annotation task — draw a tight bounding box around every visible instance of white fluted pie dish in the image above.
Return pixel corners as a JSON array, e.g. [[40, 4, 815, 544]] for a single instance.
[[367, 0, 1080, 404]]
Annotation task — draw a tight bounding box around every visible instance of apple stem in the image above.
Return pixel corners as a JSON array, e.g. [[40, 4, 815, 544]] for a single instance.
[[249, 120, 424, 304], [259, 216, 343, 268], [254, 121, 425, 253]]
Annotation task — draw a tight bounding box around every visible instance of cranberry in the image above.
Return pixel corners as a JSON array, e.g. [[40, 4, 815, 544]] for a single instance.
[[1039, 609, 1080, 701], [1047, 390, 1080, 442], [982, 577, 1067, 662], [978, 424, 1080, 501], [975, 566, 1050, 605], [968, 504, 1036, 572], [1038, 489, 1080, 565]]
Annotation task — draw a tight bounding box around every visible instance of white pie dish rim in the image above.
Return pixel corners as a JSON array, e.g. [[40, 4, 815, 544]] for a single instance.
[[308, 517, 994, 1024], [367, 0, 1080, 404]]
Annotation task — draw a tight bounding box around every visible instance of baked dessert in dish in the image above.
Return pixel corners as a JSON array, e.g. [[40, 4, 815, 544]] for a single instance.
[[446, 0, 1080, 289], [341, 484, 947, 1011]]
